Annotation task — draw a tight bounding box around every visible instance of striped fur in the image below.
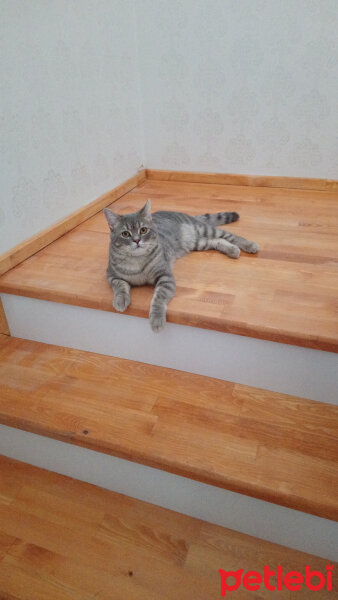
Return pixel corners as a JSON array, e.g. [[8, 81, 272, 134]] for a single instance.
[[104, 200, 258, 332], [196, 211, 239, 225]]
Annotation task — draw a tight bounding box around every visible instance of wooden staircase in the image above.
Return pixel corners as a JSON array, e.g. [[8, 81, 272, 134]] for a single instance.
[[1, 178, 338, 404], [1, 178, 338, 352], [0, 175, 337, 588], [1, 335, 337, 521], [1, 455, 336, 599]]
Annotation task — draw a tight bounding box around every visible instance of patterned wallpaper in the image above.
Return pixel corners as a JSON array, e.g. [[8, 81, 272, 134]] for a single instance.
[[137, 0, 338, 178], [1, 1, 337, 254], [0, 0, 143, 254]]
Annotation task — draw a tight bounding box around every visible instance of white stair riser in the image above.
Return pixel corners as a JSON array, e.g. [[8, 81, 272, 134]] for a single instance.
[[1, 425, 337, 561], [2, 293, 338, 404]]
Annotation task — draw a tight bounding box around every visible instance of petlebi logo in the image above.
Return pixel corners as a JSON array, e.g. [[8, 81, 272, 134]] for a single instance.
[[219, 564, 333, 596]]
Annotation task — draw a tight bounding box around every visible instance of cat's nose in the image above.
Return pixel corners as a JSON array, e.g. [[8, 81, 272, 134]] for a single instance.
[[134, 238, 140, 245]]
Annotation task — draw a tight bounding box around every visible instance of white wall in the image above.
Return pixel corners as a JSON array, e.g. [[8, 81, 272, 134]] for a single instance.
[[0, 0, 143, 254], [137, 0, 338, 178], [1, 1, 337, 256]]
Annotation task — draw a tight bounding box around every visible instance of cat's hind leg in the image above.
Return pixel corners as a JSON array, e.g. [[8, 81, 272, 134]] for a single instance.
[[193, 223, 259, 258], [215, 228, 259, 254], [195, 235, 241, 258], [212, 238, 241, 258]]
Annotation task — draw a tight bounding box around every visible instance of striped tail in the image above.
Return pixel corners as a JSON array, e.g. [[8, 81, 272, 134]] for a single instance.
[[196, 211, 239, 225]]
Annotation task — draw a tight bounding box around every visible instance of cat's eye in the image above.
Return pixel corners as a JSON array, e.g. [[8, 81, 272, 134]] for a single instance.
[[121, 231, 131, 238], [140, 227, 148, 235]]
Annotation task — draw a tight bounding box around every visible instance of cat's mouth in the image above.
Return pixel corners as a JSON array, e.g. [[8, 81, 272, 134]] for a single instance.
[[131, 245, 146, 254]]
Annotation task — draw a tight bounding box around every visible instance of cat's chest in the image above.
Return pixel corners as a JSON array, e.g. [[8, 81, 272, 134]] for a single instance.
[[111, 260, 153, 286], [125, 270, 150, 286]]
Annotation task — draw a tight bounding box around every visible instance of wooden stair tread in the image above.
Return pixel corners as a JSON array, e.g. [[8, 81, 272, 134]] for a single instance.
[[0, 179, 337, 352], [1, 336, 337, 521], [1, 456, 336, 600]]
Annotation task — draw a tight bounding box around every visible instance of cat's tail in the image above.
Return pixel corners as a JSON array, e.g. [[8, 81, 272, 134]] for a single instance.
[[196, 211, 239, 225]]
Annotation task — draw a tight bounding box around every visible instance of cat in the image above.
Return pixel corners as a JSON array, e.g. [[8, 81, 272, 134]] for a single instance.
[[104, 200, 258, 332]]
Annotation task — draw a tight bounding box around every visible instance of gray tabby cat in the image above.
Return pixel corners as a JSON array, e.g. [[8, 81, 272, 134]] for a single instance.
[[104, 200, 258, 332]]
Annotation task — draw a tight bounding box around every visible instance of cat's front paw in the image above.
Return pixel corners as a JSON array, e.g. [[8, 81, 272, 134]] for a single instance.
[[113, 293, 130, 312], [150, 311, 166, 333]]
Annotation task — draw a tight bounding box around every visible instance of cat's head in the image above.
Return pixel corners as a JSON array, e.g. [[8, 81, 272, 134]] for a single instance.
[[104, 199, 157, 257]]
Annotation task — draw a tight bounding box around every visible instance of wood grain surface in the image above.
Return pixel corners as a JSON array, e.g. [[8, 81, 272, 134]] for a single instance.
[[0, 455, 336, 600], [0, 300, 9, 335], [0, 170, 146, 277], [1, 336, 337, 520], [0, 179, 337, 351], [146, 169, 338, 191]]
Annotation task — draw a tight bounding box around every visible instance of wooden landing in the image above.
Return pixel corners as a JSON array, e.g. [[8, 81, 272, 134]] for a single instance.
[[1, 456, 336, 600], [1, 336, 337, 521], [1, 179, 338, 351]]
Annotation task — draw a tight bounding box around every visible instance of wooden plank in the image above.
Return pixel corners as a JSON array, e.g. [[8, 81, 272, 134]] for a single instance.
[[0, 299, 9, 335], [146, 168, 338, 191], [1, 180, 337, 352], [0, 337, 337, 520], [0, 170, 146, 277], [0, 456, 336, 600]]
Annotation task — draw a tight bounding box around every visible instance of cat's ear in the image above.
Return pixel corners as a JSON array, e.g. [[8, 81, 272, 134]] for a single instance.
[[139, 199, 152, 220], [103, 208, 120, 230]]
